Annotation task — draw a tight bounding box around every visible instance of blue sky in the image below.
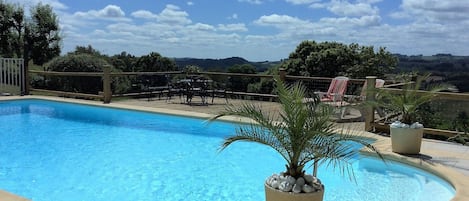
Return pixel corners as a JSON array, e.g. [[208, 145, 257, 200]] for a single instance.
[[6, 0, 469, 61]]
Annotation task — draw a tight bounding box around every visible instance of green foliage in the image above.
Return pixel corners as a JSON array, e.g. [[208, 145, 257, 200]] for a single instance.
[[42, 54, 130, 94], [227, 64, 259, 92], [0, 0, 24, 58], [210, 80, 382, 179], [453, 111, 469, 132], [26, 3, 61, 65], [109, 51, 137, 72], [281, 40, 397, 78], [183, 65, 201, 74], [247, 65, 278, 94], [448, 111, 469, 145], [394, 54, 469, 93], [46, 54, 107, 72], [44, 54, 108, 93], [70, 45, 103, 57], [70, 46, 138, 73], [134, 52, 177, 72], [0, 1, 61, 65], [415, 102, 448, 129], [372, 74, 447, 125]]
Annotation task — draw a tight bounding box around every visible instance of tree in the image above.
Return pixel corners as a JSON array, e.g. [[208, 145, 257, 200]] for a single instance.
[[110, 51, 137, 72], [346, 45, 398, 78], [26, 3, 61, 65], [134, 52, 177, 72], [42, 54, 130, 94], [281, 41, 397, 78], [70, 45, 103, 57], [227, 64, 258, 92], [0, 0, 13, 57], [0, 0, 23, 57], [0, 1, 60, 62], [247, 65, 278, 94], [43, 54, 109, 93]]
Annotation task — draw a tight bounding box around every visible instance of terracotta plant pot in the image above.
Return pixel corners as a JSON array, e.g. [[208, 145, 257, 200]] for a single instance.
[[390, 127, 423, 154], [264, 183, 324, 201]]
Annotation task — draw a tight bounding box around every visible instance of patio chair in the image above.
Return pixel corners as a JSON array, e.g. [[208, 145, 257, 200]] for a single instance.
[[341, 78, 386, 121], [345, 78, 385, 102], [302, 76, 350, 119], [313, 76, 350, 103]]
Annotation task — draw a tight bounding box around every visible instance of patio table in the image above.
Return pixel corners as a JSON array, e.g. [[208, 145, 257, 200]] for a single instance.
[[177, 78, 213, 105]]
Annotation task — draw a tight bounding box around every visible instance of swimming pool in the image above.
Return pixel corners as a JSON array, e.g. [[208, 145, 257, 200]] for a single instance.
[[0, 99, 455, 201]]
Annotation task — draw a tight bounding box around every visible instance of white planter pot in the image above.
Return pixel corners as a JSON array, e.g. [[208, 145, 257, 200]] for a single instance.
[[390, 127, 423, 154], [264, 183, 324, 201]]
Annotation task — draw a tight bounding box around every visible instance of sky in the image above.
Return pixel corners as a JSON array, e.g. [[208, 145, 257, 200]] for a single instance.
[[5, 0, 469, 61]]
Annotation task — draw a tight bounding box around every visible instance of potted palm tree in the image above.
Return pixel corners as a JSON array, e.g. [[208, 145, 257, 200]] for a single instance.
[[372, 74, 446, 154], [209, 80, 382, 201]]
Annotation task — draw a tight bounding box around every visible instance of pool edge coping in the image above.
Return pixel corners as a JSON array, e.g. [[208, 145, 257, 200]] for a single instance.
[[1, 95, 468, 201]]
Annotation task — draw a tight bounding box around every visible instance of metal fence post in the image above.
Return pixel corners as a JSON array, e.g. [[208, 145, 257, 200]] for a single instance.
[[364, 76, 377, 131], [103, 65, 112, 103]]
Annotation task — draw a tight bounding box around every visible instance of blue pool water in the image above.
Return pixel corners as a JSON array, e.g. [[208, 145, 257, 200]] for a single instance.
[[0, 99, 455, 201]]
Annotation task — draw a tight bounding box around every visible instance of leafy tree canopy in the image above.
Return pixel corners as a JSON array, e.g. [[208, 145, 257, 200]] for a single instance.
[[0, 0, 24, 58], [281, 40, 397, 78], [45, 53, 109, 72], [134, 52, 177, 72], [43, 54, 110, 93], [110, 51, 137, 72], [0, 1, 61, 65], [227, 64, 258, 91], [26, 3, 61, 65], [69, 45, 103, 57]]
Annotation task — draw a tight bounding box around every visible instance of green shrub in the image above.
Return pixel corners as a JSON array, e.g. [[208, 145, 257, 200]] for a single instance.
[[43, 54, 130, 94]]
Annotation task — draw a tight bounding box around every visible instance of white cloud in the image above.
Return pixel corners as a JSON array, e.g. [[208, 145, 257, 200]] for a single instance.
[[187, 23, 216, 31], [309, 3, 326, 9], [100, 5, 125, 18], [285, 0, 320, 5], [228, 13, 239, 20], [328, 1, 379, 17], [131, 10, 158, 19], [187, 1, 194, 6], [156, 4, 191, 24], [394, 0, 469, 22], [254, 14, 311, 27], [238, 0, 263, 5], [218, 23, 248, 32], [319, 15, 381, 27], [357, 0, 382, 3], [74, 5, 130, 21], [53, 0, 469, 61], [131, 6, 193, 24]]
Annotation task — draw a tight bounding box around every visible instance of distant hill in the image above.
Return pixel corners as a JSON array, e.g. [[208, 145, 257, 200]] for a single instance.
[[173, 54, 469, 92], [393, 54, 469, 92], [173, 57, 281, 72], [394, 54, 469, 73]]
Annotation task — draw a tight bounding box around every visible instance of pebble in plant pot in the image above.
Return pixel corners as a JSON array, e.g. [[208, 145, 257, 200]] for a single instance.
[[266, 173, 324, 193]]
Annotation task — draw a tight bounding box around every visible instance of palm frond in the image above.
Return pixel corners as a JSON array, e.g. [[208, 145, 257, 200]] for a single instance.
[[210, 79, 382, 179]]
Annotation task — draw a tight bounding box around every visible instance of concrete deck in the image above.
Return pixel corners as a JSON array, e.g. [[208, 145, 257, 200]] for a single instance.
[[1, 95, 469, 201]]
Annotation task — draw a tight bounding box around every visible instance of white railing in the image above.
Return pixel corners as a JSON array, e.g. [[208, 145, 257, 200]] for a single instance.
[[0, 58, 24, 95]]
